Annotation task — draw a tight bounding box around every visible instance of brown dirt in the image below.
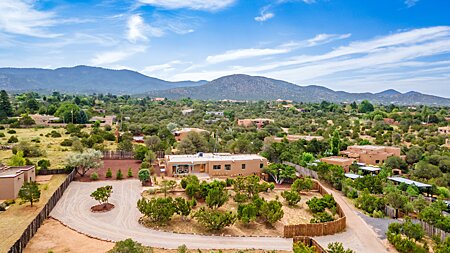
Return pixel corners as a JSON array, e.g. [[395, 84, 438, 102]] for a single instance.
[[25, 218, 290, 253], [75, 159, 157, 182], [91, 203, 115, 213], [141, 189, 322, 237]]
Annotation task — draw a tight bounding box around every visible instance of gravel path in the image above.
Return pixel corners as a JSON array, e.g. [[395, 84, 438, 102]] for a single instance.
[[356, 212, 399, 240], [313, 185, 395, 253], [50, 180, 292, 250]]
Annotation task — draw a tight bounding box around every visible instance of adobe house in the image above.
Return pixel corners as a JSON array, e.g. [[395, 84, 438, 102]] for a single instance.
[[273, 135, 324, 142], [438, 126, 450, 135], [164, 153, 268, 177], [320, 156, 356, 172], [0, 165, 36, 200], [173, 128, 209, 142], [340, 145, 402, 166], [237, 118, 274, 129]]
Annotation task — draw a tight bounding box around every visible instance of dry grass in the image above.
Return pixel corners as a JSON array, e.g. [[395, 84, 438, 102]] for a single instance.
[[0, 174, 67, 252], [0, 127, 117, 168], [141, 188, 321, 237]]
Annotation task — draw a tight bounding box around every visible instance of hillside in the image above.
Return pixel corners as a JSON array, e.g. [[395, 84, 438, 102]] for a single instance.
[[147, 74, 450, 105], [0, 66, 205, 94]]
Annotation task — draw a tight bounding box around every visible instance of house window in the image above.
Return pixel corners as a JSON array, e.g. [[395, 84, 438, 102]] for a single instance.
[[242, 164, 246, 170], [213, 165, 221, 170], [260, 163, 264, 169], [225, 164, 231, 170], [375, 160, 380, 164]]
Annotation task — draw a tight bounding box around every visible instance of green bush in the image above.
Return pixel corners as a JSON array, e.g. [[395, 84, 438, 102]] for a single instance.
[[90, 172, 99, 181], [116, 169, 124, 180], [7, 129, 16, 134], [281, 190, 301, 206], [310, 211, 334, 223], [306, 194, 336, 213], [387, 233, 427, 253], [128, 168, 133, 177], [7, 135, 18, 143], [106, 168, 112, 178], [0, 132, 5, 137], [60, 139, 73, 146]]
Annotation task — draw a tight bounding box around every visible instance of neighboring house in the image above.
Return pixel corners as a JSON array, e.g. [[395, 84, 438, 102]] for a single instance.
[[0, 165, 36, 200], [205, 111, 224, 117], [89, 116, 116, 126], [273, 135, 324, 142], [152, 97, 166, 102], [182, 109, 195, 116], [163, 153, 268, 177], [320, 156, 357, 172], [237, 118, 274, 128], [173, 128, 209, 142], [438, 126, 450, 135], [132, 136, 145, 143], [340, 145, 402, 165]]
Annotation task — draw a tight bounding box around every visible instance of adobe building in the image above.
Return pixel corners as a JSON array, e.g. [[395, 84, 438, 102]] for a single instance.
[[320, 156, 357, 172], [173, 128, 209, 142], [438, 126, 450, 135], [237, 118, 274, 128], [163, 153, 268, 177], [0, 165, 36, 200], [273, 135, 324, 142], [340, 145, 401, 165]]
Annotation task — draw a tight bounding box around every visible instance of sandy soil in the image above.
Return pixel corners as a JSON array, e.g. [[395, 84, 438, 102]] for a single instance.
[[25, 219, 290, 253], [24, 218, 114, 253], [141, 189, 322, 237]]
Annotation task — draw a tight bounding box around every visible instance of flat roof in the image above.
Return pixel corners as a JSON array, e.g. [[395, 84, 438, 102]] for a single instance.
[[166, 153, 266, 164], [321, 156, 354, 162], [0, 166, 34, 178], [388, 177, 432, 188], [345, 173, 362, 179], [359, 166, 381, 172]]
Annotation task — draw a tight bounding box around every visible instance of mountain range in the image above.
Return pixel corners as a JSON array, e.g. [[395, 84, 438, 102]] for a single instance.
[[0, 66, 448, 105]]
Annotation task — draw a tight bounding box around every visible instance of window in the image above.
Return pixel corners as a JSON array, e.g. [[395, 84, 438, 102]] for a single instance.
[[260, 163, 264, 169], [213, 165, 221, 170], [375, 160, 380, 164], [225, 164, 231, 170], [242, 164, 246, 170]]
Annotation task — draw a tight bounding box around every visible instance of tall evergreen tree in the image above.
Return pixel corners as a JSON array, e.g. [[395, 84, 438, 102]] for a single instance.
[[0, 90, 13, 120]]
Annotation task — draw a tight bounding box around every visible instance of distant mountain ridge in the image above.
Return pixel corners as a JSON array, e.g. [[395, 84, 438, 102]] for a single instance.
[[0, 66, 448, 105], [147, 74, 450, 106], [0, 65, 206, 94]]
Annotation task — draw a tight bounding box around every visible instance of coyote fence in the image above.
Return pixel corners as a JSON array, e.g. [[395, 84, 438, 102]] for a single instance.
[[284, 162, 319, 179], [419, 221, 449, 241], [293, 236, 327, 253], [8, 170, 76, 253], [102, 150, 135, 160]]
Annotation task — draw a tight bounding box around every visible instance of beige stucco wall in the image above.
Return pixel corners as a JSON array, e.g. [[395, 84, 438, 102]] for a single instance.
[[0, 173, 24, 200], [166, 158, 268, 177]]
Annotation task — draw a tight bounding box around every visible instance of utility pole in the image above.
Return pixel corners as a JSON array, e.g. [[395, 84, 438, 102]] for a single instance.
[[71, 109, 74, 124]]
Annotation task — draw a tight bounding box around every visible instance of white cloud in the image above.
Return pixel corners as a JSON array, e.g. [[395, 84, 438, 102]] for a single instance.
[[142, 60, 182, 74], [0, 0, 60, 38], [255, 12, 275, 22], [91, 46, 146, 65], [307, 33, 351, 46], [205, 33, 350, 64], [404, 0, 419, 8], [137, 0, 236, 11], [127, 14, 163, 43]]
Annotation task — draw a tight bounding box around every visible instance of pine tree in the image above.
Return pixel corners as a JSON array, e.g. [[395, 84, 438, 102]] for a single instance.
[[0, 90, 13, 120]]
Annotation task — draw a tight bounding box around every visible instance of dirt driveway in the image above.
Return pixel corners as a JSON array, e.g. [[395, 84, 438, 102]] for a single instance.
[[50, 180, 293, 250]]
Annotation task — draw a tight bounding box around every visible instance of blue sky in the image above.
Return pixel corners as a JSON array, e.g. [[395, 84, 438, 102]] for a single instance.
[[1, 0, 450, 96]]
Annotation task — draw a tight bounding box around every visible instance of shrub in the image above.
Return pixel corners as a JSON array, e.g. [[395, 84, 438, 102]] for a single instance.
[[327, 242, 354, 253], [7, 135, 18, 143], [260, 199, 284, 224], [7, 129, 16, 134], [372, 210, 384, 218], [90, 172, 99, 181], [138, 169, 150, 185], [281, 190, 301, 206], [137, 197, 176, 224], [106, 168, 112, 178], [237, 203, 257, 224], [50, 130, 62, 138], [108, 238, 153, 253], [37, 159, 51, 170], [387, 232, 427, 253], [0, 132, 5, 137], [306, 194, 336, 213], [116, 169, 124, 180], [310, 211, 334, 223], [60, 139, 73, 146], [128, 168, 133, 177], [291, 177, 314, 192], [193, 207, 237, 231]]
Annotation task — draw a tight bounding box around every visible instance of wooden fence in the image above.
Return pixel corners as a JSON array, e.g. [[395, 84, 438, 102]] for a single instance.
[[102, 150, 135, 160], [419, 221, 450, 241], [284, 162, 319, 179], [37, 168, 70, 175], [284, 181, 346, 238], [293, 236, 327, 253], [8, 170, 76, 253]]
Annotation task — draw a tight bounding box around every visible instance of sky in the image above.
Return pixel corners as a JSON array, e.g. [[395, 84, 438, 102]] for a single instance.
[[0, 0, 450, 96]]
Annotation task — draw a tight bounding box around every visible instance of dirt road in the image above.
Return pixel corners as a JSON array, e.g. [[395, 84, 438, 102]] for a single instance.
[[51, 180, 293, 250], [314, 185, 395, 253]]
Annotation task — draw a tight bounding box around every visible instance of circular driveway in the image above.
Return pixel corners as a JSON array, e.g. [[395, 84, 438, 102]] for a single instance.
[[50, 180, 292, 250]]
